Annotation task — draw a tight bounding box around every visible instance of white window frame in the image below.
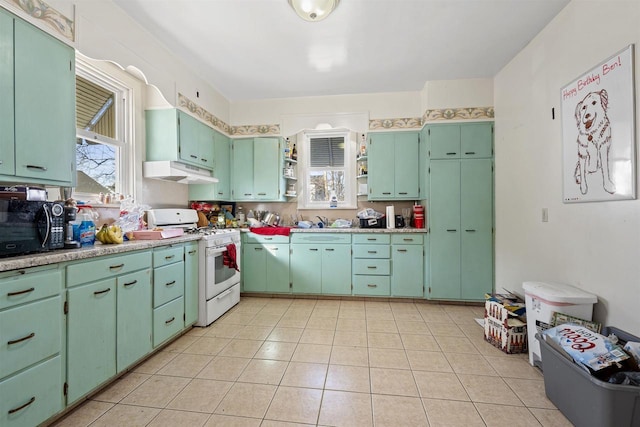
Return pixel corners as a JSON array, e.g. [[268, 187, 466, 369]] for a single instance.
[[74, 55, 134, 202], [298, 129, 357, 209]]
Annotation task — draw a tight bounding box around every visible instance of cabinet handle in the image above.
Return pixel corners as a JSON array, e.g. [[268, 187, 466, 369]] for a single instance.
[[188, 250, 197, 255], [190, 155, 198, 159], [201, 158, 208, 162], [382, 192, 391, 195], [403, 238, 414, 242], [367, 250, 377, 254], [8, 397, 35, 414], [446, 152, 457, 156], [109, 263, 125, 270], [25, 164, 47, 171], [367, 238, 377, 241], [446, 229, 457, 232], [7, 332, 35, 346], [257, 193, 267, 196], [94, 288, 111, 296], [123, 280, 137, 287], [367, 284, 377, 288], [7, 287, 35, 297], [397, 249, 407, 253], [309, 248, 319, 251], [398, 192, 408, 195], [165, 280, 176, 287], [165, 317, 175, 325], [465, 229, 476, 232], [165, 255, 175, 260], [325, 248, 334, 251], [217, 192, 224, 195], [367, 266, 377, 269], [254, 247, 263, 251], [272, 247, 279, 251], [465, 152, 476, 155], [244, 193, 252, 196], [264, 237, 273, 240]]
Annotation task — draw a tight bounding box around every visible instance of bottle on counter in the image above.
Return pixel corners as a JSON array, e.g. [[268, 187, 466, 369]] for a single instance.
[[76, 207, 96, 246]]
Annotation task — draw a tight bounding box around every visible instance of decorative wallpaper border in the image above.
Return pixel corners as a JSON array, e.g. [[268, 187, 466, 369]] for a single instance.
[[369, 117, 422, 130], [9, 0, 74, 41], [422, 106, 494, 123], [232, 124, 281, 136]]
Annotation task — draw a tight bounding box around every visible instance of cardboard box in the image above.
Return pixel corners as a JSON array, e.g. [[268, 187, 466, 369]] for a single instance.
[[484, 298, 528, 354]]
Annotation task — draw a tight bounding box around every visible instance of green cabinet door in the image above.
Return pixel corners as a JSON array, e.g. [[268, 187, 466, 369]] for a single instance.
[[178, 111, 201, 166], [368, 133, 395, 199], [198, 121, 214, 169], [213, 132, 231, 199], [14, 17, 75, 184], [0, 9, 14, 177], [391, 245, 424, 297], [429, 125, 461, 159], [116, 269, 152, 373], [420, 126, 429, 200], [243, 244, 267, 292], [232, 138, 254, 200], [253, 137, 280, 200], [461, 123, 493, 159], [67, 279, 116, 403], [184, 243, 199, 326], [266, 244, 290, 293], [290, 245, 322, 294], [321, 245, 351, 295], [394, 132, 420, 198]]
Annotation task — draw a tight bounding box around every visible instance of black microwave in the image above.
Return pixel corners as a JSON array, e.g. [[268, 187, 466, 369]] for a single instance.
[[0, 200, 65, 257]]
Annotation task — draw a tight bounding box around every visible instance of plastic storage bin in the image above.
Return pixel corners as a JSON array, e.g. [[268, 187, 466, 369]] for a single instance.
[[523, 281, 597, 367], [537, 327, 640, 427]]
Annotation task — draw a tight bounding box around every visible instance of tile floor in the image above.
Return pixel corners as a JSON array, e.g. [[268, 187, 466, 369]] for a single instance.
[[51, 297, 573, 427]]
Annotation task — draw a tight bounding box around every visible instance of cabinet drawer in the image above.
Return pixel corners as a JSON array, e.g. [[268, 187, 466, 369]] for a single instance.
[[353, 259, 390, 275], [352, 275, 390, 296], [153, 296, 184, 347], [153, 262, 184, 308], [352, 245, 390, 259], [290, 233, 351, 244], [391, 234, 424, 245], [153, 246, 184, 268], [0, 267, 62, 310], [0, 355, 63, 427], [66, 251, 152, 287], [0, 295, 62, 379], [244, 233, 289, 244], [352, 234, 390, 244]]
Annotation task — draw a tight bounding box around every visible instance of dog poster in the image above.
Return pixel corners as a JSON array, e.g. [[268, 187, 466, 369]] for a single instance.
[[562, 44, 636, 203]]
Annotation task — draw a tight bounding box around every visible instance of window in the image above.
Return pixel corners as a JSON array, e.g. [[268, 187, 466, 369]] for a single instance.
[[299, 130, 356, 209], [74, 55, 133, 201]]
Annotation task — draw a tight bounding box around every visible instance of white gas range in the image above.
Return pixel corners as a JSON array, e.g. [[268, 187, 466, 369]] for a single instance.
[[147, 209, 241, 327]]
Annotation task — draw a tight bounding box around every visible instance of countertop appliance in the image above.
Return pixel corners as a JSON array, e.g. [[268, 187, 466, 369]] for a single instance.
[[0, 200, 65, 257], [145, 208, 241, 327]]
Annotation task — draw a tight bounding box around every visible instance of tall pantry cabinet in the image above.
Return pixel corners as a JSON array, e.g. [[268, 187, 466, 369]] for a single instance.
[[427, 122, 494, 300]]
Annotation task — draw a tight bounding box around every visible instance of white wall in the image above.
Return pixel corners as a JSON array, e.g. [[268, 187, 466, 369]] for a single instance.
[[421, 78, 494, 111], [494, 0, 640, 335]]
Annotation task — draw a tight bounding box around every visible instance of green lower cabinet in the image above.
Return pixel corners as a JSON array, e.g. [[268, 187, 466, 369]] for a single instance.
[[290, 245, 322, 294], [266, 244, 291, 293], [428, 229, 461, 299], [391, 244, 424, 297], [320, 245, 351, 295], [153, 297, 184, 347], [243, 244, 267, 292], [184, 242, 199, 326], [116, 269, 152, 373], [66, 278, 117, 404], [460, 230, 493, 300], [243, 242, 290, 293]]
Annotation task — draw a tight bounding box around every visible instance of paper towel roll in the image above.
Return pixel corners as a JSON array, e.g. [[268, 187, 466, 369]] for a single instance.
[[386, 206, 395, 229]]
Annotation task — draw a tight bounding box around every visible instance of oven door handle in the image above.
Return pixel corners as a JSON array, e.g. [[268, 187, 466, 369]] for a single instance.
[[205, 246, 227, 257], [216, 287, 234, 300]]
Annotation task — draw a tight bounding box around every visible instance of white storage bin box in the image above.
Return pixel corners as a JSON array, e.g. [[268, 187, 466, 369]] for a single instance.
[[522, 281, 597, 367]]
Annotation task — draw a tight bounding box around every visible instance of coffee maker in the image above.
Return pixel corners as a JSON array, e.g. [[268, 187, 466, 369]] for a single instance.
[[63, 205, 81, 249]]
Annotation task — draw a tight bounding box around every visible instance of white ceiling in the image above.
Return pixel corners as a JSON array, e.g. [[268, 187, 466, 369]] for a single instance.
[[113, 0, 570, 102]]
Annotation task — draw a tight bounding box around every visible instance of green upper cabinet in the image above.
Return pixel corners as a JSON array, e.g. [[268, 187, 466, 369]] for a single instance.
[[231, 137, 282, 201], [189, 131, 231, 201], [0, 9, 75, 185], [428, 122, 493, 160], [368, 131, 420, 200], [146, 109, 215, 171]]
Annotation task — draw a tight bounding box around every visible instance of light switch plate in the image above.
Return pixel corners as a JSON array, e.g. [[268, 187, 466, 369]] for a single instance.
[[542, 208, 548, 222]]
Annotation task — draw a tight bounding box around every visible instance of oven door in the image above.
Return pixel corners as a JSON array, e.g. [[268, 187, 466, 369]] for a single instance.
[[204, 246, 240, 299]]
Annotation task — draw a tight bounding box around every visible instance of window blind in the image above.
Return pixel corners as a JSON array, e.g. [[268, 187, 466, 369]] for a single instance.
[[310, 137, 344, 167]]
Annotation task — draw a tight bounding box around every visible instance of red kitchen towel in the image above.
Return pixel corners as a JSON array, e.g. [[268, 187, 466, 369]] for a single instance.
[[223, 243, 239, 271], [248, 226, 291, 236]]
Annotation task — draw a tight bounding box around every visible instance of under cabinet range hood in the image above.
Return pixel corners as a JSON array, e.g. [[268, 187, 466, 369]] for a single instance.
[[143, 161, 219, 185]]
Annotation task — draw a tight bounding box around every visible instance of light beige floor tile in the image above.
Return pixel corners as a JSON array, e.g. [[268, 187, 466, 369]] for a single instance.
[[214, 382, 276, 418], [265, 386, 322, 425], [277, 316, 309, 328], [475, 403, 543, 427], [218, 312, 256, 325], [396, 320, 431, 334], [182, 337, 231, 356], [401, 333, 441, 351], [336, 318, 366, 331], [204, 414, 262, 427], [485, 355, 543, 379], [254, 341, 297, 361], [406, 350, 453, 372], [413, 371, 470, 401], [325, 364, 371, 393], [392, 312, 424, 322], [147, 409, 210, 427], [235, 325, 273, 341], [204, 322, 241, 339], [445, 352, 498, 376], [367, 332, 404, 349], [156, 353, 213, 378], [370, 367, 419, 396], [418, 310, 452, 323], [260, 421, 314, 427], [315, 299, 341, 308], [91, 372, 151, 403], [529, 408, 574, 427], [506, 378, 556, 409], [366, 319, 398, 333], [312, 307, 339, 318], [249, 313, 283, 327], [368, 348, 410, 369], [366, 310, 395, 321], [218, 339, 263, 358], [259, 306, 290, 317], [435, 335, 479, 353], [267, 327, 304, 343], [458, 374, 524, 406], [237, 359, 288, 385], [338, 308, 366, 319], [163, 334, 200, 352], [291, 343, 332, 364], [428, 322, 466, 337], [121, 375, 190, 407], [318, 390, 373, 427], [186, 327, 208, 337], [132, 351, 178, 375], [332, 330, 368, 347], [50, 400, 114, 427], [280, 362, 328, 388], [330, 345, 369, 366], [299, 328, 335, 345], [89, 404, 160, 427], [196, 356, 251, 381], [371, 394, 428, 427], [469, 336, 513, 357], [341, 300, 366, 309], [166, 378, 233, 412], [422, 398, 485, 427], [459, 321, 486, 337], [305, 316, 337, 330]]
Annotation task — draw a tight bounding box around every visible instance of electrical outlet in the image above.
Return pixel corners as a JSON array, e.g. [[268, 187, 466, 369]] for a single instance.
[[542, 208, 549, 222]]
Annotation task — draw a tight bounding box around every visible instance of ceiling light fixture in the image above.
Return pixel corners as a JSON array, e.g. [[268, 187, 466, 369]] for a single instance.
[[288, 0, 340, 22]]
